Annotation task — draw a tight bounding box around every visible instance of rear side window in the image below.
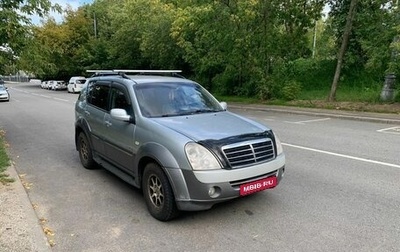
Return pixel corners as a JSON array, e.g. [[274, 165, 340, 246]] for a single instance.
[[87, 82, 110, 111]]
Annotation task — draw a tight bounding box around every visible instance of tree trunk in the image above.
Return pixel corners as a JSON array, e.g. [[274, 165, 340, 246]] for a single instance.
[[328, 0, 358, 102]]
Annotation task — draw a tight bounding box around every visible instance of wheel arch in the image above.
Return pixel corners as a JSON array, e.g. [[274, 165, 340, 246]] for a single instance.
[[75, 119, 92, 151], [134, 143, 189, 200]]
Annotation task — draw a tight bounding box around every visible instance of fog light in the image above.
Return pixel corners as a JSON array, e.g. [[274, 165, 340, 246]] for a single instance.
[[208, 186, 221, 198]]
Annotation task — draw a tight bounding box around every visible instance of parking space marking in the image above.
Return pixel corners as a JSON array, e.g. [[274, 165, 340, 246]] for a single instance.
[[285, 118, 331, 125], [53, 97, 69, 102], [248, 117, 275, 122], [261, 118, 275, 121], [283, 143, 400, 169], [377, 126, 400, 135]]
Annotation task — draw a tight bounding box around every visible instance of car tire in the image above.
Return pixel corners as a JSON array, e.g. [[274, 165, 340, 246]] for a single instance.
[[142, 163, 179, 221], [77, 132, 97, 169]]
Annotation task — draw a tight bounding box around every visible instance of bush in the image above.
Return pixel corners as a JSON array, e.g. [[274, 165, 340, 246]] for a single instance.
[[282, 81, 302, 100]]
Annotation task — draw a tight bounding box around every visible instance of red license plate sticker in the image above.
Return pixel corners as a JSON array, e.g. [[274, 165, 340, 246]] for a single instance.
[[240, 176, 277, 196]]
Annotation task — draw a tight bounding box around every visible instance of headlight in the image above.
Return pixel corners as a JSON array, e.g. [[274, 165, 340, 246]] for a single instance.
[[185, 143, 222, 170], [273, 132, 283, 156]]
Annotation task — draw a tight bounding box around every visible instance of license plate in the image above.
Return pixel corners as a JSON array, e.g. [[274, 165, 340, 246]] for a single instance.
[[240, 176, 277, 196]]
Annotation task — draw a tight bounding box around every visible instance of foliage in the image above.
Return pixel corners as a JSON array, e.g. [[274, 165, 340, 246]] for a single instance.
[[0, 0, 61, 74], [0, 130, 13, 185], [328, 0, 399, 76], [6, 0, 400, 101]]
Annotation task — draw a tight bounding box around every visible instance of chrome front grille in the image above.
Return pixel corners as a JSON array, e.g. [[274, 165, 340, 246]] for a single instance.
[[222, 139, 275, 168]]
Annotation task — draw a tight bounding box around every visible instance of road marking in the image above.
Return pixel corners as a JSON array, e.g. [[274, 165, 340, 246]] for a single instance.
[[282, 143, 400, 169], [248, 117, 275, 122], [377, 126, 400, 135], [261, 118, 275, 121], [53, 97, 69, 102], [285, 118, 331, 124]]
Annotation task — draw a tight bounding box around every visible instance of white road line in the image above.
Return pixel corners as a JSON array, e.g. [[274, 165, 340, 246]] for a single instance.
[[377, 126, 400, 135], [285, 118, 331, 124], [53, 97, 69, 102], [282, 143, 400, 169], [40, 95, 51, 98], [248, 117, 275, 122]]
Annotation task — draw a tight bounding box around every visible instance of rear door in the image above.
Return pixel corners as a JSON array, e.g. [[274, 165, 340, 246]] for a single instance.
[[85, 80, 111, 156]]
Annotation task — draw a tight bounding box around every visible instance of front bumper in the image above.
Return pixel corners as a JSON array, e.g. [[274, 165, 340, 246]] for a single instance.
[[166, 154, 285, 211], [0, 94, 9, 101]]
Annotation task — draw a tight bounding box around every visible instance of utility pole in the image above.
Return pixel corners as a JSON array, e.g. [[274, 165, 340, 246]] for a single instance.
[[312, 20, 317, 58]]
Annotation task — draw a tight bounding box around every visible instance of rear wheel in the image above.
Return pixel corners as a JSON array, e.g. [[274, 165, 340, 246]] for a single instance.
[[77, 132, 96, 169], [142, 163, 179, 221]]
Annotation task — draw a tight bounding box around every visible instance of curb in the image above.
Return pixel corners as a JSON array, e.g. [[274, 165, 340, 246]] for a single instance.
[[0, 164, 51, 252], [229, 104, 400, 125]]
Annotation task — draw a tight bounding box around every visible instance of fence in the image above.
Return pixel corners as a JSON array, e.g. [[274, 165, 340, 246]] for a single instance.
[[1, 75, 31, 82]]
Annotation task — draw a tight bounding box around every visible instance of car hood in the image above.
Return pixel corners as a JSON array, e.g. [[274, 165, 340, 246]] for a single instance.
[[152, 111, 269, 141], [0, 90, 8, 95]]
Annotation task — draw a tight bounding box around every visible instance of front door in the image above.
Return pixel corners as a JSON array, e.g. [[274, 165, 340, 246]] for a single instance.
[[103, 83, 136, 172]]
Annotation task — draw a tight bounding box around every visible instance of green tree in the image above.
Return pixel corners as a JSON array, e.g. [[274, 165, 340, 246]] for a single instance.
[[329, 0, 358, 101], [0, 0, 60, 74]]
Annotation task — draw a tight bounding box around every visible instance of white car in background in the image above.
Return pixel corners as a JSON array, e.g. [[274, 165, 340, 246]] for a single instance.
[[29, 79, 42, 86], [48, 80, 67, 90], [0, 85, 10, 102], [68, 76, 86, 93], [41, 81, 48, 89]]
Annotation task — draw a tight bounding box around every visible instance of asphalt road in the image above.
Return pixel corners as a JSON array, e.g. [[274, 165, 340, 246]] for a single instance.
[[1, 82, 399, 252]]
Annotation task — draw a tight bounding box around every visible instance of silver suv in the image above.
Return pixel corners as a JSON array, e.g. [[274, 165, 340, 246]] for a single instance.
[[75, 70, 285, 221]]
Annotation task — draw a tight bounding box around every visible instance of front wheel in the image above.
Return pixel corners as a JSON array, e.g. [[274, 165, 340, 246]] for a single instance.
[[77, 132, 96, 169], [142, 163, 179, 221]]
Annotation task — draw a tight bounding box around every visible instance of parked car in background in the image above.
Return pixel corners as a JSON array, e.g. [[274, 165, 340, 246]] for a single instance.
[[29, 79, 42, 86], [48, 80, 67, 91], [46, 80, 56, 90], [68, 76, 86, 93], [41, 81, 48, 89], [75, 70, 285, 221], [0, 85, 10, 102]]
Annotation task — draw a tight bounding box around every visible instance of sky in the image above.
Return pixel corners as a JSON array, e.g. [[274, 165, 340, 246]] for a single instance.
[[31, 0, 94, 24]]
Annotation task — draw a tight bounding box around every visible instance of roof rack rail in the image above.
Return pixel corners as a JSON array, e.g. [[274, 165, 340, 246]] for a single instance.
[[114, 69, 185, 79], [86, 69, 129, 78], [86, 70, 114, 73], [113, 70, 182, 73]]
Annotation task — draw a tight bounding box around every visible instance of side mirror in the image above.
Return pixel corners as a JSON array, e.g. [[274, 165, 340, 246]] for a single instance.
[[220, 101, 227, 110], [110, 108, 135, 123]]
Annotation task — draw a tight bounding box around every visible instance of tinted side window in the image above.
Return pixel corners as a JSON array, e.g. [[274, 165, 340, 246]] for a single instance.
[[87, 82, 110, 111], [110, 86, 132, 115]]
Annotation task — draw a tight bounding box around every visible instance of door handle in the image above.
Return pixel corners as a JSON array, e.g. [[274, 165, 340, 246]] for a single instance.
[[105, 121, 112, 127]]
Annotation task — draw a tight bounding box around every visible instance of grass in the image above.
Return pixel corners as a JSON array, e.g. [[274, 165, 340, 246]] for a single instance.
[[216, 85, 400, 114], [0, 129, 14, 185]]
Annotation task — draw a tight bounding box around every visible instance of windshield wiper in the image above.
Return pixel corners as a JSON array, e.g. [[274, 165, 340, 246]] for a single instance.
[[176, 109, 220, 116], [192, 109, 220, 114], [161, 113, 177, 117]]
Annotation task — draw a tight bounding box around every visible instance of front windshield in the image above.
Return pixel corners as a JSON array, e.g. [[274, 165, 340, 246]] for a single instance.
[[135, 82, 223, 118]]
